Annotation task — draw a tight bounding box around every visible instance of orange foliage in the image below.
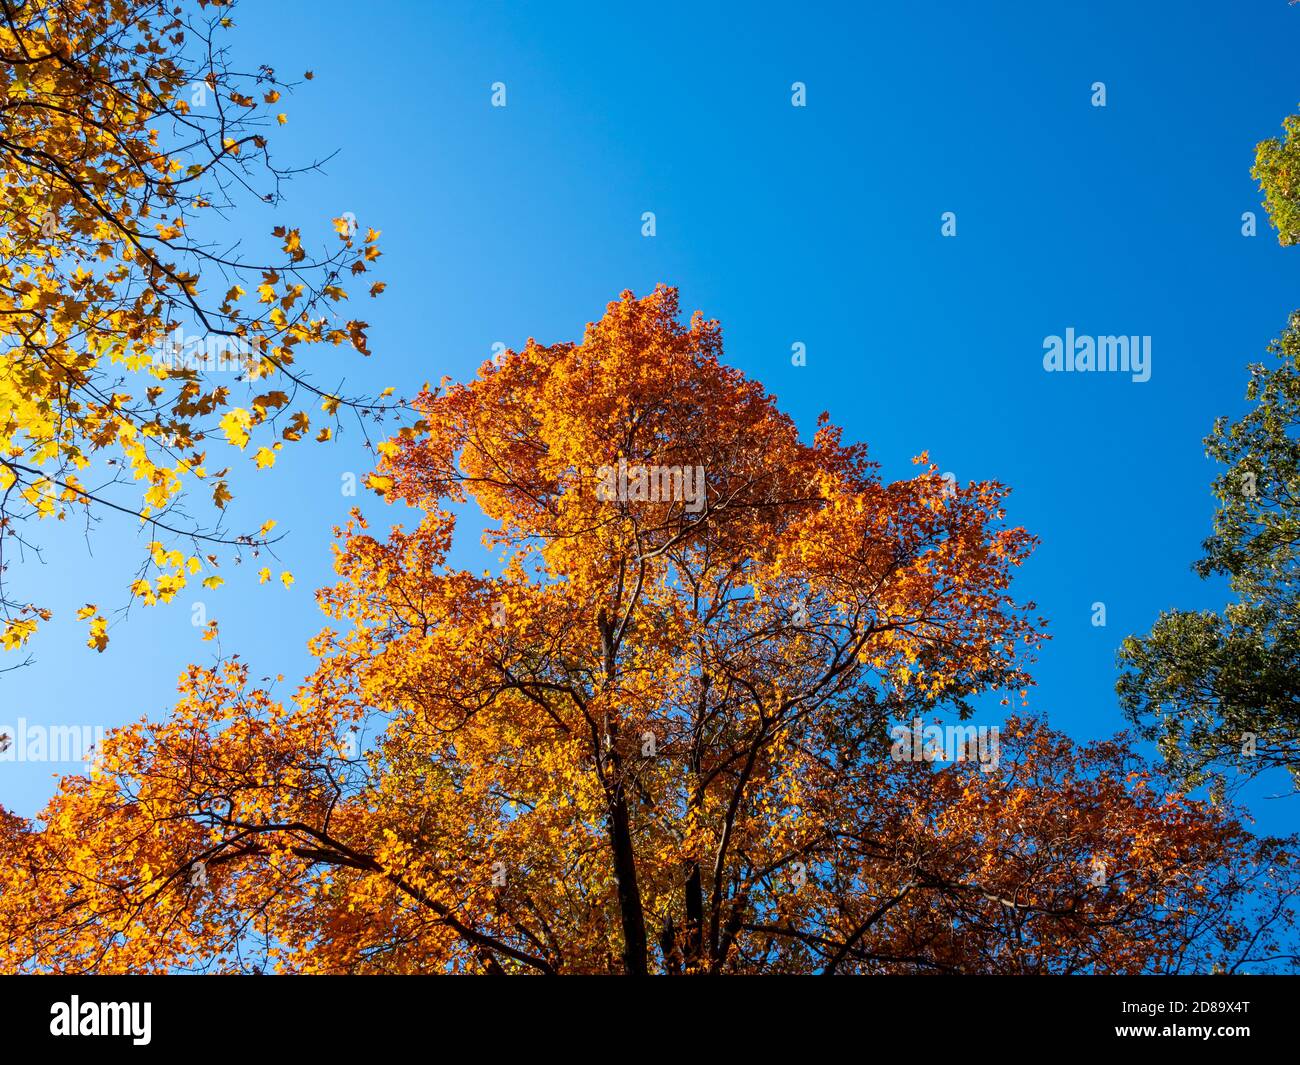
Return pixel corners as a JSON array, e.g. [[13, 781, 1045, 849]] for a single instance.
[[0, 288, 1290, 974]]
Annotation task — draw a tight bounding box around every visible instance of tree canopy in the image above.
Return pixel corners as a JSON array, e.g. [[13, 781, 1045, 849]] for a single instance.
[[2, 287, 1293, 975], [0, 0, 385, 655], [1117, 111, 1300, 796]]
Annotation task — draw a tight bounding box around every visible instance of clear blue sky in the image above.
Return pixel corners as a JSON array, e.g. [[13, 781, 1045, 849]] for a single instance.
[[2, 0, 1297, 839]]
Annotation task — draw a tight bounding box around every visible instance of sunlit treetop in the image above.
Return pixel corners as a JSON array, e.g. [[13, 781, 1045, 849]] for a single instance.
[[1254, 108, 1300, 246]]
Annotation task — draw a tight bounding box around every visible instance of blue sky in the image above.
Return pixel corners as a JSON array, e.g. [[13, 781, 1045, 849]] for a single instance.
[[2, 0, 1297, 839]]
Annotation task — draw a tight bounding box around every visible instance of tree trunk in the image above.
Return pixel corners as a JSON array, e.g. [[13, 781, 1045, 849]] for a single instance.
[[598, 608, 649, 975]]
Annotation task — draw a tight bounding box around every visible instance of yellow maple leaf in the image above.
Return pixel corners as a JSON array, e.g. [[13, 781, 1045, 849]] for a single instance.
[[86, 616, 109, 653], [220, 408, 252, 449]]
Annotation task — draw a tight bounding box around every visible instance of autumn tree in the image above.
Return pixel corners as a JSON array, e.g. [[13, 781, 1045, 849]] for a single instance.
[[1, 286, 1294, 975], [1118, 115, 1300, 795], [0, 0, 386, 655]]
